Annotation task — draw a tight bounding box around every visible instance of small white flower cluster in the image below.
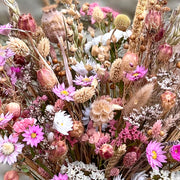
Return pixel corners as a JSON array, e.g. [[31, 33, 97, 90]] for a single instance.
[[60, 160, 106, 180], [123, 104, 162, 127], [150, 169, 180, 180], [84, 29, 132, 54], [157, 68, 180, 91]]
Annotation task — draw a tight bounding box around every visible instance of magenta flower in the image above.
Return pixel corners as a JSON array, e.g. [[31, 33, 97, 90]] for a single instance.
[[73, 75, 97, 86], [126, 65, 148, 81], [0, 113, 13, 129], [0, 135, 24, 165], [101, 7, 119, 18], [13, 118, 36, 134], [170, 144, 180, 161], [22, 125, 44, 147], [51, 173, 68, 180], [0, 23, 12, 36], [53, 83, 75, 102], [146, 141, 167, 169]]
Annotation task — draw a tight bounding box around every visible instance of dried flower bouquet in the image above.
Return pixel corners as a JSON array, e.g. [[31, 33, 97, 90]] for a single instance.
[[0, 0, 180, 179]]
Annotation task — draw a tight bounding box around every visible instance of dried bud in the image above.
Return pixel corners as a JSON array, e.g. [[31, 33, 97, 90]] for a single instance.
[[13, 55, 26, 65], [91, 45, 99, 57], [99, 144, 114, 159], [147, 129, 152, 136], [161, 91, 176, 111], [69, 121, 84, 138], [154, 28, 165, 42], [78, 23, 83, 33], [4, 170, 19, 180], [49, 140, 67, 162], [176, 62, 180, 69], [145, 10, 162, 32], [47, 132, 54, 142], [114, 14, 131, 31], [82, 3, 89, 13], [160, 131, 165, 136], [41, 5, 69, 43], [157, 44, 173, 62], [5, 102, 21, 119], [37, 68, 58, 89], [18, 13, 37, 33], [66, 17, 73, 26], [123, 152, 137, 167], [122, 52, 138, 71]]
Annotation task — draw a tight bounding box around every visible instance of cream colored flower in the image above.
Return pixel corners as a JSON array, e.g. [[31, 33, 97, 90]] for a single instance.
[[73, 87, 95, 103], [90, 99, 114, 126], [37, 37, 50, 57], [8, 37, 30, 57], [92, 7, 104, 23]]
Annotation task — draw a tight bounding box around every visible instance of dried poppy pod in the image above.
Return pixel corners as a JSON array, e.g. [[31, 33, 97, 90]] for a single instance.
[[41, 4, 69, 43]]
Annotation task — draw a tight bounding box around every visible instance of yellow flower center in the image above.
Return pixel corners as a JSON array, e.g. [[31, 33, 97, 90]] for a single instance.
[[152, 150, 157, 159], [31, 133, 37, 138], [2, 142, 14, 155], [0, 117, 4, 121], [82, 78, 91, 82], [61, 90, 69, 96], [61, 123, 63, 126], [175, 149, 178, 153], [133, 73, 139, 77]]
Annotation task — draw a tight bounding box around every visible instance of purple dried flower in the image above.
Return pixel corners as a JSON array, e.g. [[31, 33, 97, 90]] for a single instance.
[[53, 83, 75, 102], [125, 66, 148, 81], [0, 113, 13, 129], [0, 48, 15, 66], [51, 173, 68, 180], [0, 23, 12, 36]]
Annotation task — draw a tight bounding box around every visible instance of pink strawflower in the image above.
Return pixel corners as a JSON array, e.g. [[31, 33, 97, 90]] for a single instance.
[[123, 152, 137, 167], [0, 23, 12, 36], [0, 135, 24, 165], [89, 131, 101, 144], [146, 141, 167, 169], [151, 120, 162, 139], [170, 144, 180, 161], [51, 173, 68, 180], [87, 3, 99, 16], [13, 118, 36, 134], [22, 125, 44, 147], [125, 65, 148, 81], [99, 143, 114, 159], [0, 113, 13, 129], [53, 83, 75, 102], [73, 75, 97, 86]]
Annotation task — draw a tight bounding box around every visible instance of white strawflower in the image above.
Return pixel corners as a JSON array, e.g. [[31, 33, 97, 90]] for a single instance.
[[131, 171, 148, 180], [53, 111, 73, 135], [71, 61, 88, 76], [113, 174, 125, 180]]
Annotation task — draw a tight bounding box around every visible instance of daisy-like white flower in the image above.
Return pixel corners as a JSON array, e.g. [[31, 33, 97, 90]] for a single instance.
[[22, 125, 44, 147], [125, 66, 148, 81], [73, 75, 97, 86], [0, 113, 13, 129], [51, 173, 68, 180], [146, 141, 167, 169], [71, 61, 88, 76], [0, 135, 24, 165], [53, 83, 75, 102], [53, 111, 73, 135]]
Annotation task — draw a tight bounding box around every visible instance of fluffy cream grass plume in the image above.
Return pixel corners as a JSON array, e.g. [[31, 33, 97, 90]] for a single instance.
[[8, 37, 30, 57], [73, 87, 95, 103], [124, 83, 154, 114], [37, 37, 50, 57], [110, 58, 123, 83]]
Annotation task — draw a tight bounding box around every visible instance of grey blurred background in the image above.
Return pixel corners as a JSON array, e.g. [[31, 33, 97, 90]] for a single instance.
[[0, 0, 180, 24]]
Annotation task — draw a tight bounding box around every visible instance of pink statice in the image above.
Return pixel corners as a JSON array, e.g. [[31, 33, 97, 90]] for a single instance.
[[0, 23, 12, 36], [73, 75, 97, 86], [123, 152, 137, 167], [13, 118, 36, 134], [151, 120, 162, 140], [110, 168, 120, 177], [125, 66, 148, 81], [107, 119, 117, 137], [101, 7, 119, 18], [0, 113, 13, 129], [51, 173, 68, 180], [170, 144, 180, 161], [113, 122, 148, 146], [0, 135, 24, 165], [146, 141, 167, 169], [53, 83, 75, 102], [22, 125, 44, 147], [0, 48, 15, 66]]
